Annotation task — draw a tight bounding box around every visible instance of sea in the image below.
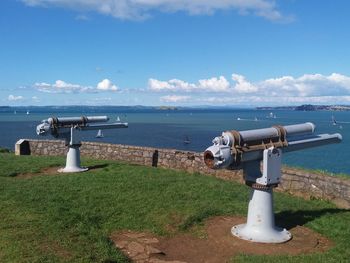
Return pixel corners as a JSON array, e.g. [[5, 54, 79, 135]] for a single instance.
[[0, 106, 348, 175]]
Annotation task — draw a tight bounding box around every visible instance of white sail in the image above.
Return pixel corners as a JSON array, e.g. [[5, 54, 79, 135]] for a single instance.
[[96, 129, 104, 138], [332, 115, 337, 125]]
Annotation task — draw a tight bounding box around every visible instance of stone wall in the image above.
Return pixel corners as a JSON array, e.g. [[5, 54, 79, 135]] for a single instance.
[[15, 139, 350, 209]]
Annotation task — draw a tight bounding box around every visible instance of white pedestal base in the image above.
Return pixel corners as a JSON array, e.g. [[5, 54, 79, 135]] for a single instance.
[[58, 167, 88, 173], [232, 187, 292, 243], [232, 223, 291, 243], [58, 145, 88, 173]]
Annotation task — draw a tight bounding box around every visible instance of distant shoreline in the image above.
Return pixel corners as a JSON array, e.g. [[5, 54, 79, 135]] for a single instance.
[[257, 104, 350, 111], [1, 104, 350, 112]]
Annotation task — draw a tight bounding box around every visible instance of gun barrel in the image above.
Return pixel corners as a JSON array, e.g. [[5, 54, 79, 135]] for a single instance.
[[36, 115, 128, 137], [230, 122, 315, 145], [82, 123, 128, 131], [48, 116, 109, 126], [236, 133, 342, 164], [285, 133, 342, 152]]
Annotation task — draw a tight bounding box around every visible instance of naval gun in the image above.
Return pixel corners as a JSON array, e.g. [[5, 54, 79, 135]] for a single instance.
[[204, 122, 341, 243], [36, 116, 128, 173]]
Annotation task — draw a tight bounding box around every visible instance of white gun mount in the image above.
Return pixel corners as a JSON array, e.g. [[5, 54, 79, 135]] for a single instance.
[[204, 122, 342, 243], [36, 116, 128, 173]]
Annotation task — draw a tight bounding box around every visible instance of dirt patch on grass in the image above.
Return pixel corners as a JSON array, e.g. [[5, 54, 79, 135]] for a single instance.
[[15, 164, 108, 178], [110, 216, 332, 263], [16, 167, 62, 178], [40, 240, 73, 260]]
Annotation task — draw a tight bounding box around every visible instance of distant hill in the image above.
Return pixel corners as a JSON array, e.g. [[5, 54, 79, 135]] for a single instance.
[[0, 105, 250, 114], [257, 104, 350, 111], [156, 106, 179, 110]]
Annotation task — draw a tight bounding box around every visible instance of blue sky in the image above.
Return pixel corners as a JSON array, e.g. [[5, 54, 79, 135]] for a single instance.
[[1, 0, 350, 106]]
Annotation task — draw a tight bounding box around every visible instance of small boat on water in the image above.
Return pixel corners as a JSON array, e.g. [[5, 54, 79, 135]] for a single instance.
[[116, 116, 120, 122], [267, 112, 277, 119], [26, 110, 30, 115], [237, 117, 261, 122], [332, 115, 337, 126], [96, 129, 104, 138], [183, 135, 191, 145]]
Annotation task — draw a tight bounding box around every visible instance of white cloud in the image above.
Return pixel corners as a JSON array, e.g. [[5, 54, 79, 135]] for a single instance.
[[29, 73, 350, 106], [31, 96, 40, 102], [160, 95, 191, 103], [148, 78, 195, 92], [149, 73, 350, 105], [97, 79, 119, 91], [196, 95, 350, 106], [34, 79, 119, 93], [198, 76, 230, 92], [149, 76, 230, 92], [22, 0, 288, 21], [8, 95, 24, 101], [34, 80, 93, 93], [232, 74, 258, 93], [259, 73, 350, 97], [149, 73, 350, 97]]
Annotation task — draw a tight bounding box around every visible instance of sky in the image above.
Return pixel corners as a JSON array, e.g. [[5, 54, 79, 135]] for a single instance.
[[1, 0, 350, 107]]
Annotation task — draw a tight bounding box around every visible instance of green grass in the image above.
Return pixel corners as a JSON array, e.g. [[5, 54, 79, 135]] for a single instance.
[[0, 153, 349, 262], [0, 153, 63, 177], [0, 147, 11, 153]]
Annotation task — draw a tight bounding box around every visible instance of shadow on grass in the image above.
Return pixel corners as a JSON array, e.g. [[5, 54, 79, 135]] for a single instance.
[[179, 207, 222, 231], [88, 164, 110, 170], [275, 208, 348, 229]]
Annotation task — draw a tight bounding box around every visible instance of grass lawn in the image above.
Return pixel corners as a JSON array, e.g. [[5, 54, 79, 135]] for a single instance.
[[0, 153, 349, 262]]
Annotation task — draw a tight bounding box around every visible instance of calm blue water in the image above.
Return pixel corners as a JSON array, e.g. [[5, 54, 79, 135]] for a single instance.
[[0, 107, 348, 175]]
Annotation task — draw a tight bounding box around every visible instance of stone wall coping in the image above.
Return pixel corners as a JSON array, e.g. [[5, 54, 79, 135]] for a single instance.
[[82, 140, 199, 154]]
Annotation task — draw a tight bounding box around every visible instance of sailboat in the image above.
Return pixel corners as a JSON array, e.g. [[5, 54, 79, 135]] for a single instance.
[[26, 110, 30, 115], [116, 116, 120, 122], [96, 129, 104, 138], [332, 115, 337, 126], [267, 112, 277, 119]]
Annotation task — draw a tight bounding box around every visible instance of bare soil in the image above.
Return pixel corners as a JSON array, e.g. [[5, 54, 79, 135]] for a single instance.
[[15, 164, 107, 178], [16, 167, 62, 178], [110, 216, 332, 263], [40, 240, 72, 260]]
